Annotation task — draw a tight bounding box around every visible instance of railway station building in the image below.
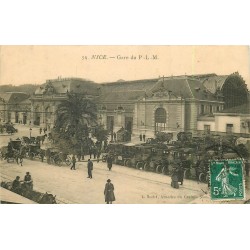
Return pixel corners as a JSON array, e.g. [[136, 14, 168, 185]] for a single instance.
[[28, 72, 249, 139]]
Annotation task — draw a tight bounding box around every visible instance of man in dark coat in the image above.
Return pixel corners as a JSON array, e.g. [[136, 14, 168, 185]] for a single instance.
[[71, 155, 76, 170], [24, 172, 33, 190], [171, 169, 179, 189], [11, 176, 22, 194], [139, 134, 142, 141], [177, 165, 184, 185], [87, 159, 93, 179], [107, 154, 113, 171], [104, 179, 115, 204]]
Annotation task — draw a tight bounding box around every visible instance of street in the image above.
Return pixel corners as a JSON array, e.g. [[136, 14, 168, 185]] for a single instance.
[[1, 124, 249, 204]]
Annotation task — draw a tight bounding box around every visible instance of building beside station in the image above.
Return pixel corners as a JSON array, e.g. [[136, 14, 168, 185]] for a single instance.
[[1, 72, 249, 138], [0, 92, 31, 124]]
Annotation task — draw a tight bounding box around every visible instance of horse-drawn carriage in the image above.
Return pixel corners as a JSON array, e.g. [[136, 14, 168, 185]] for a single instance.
[[0, 139, 22, 162], [46, 147, 72, 166], [27, 144, 44, 160], [0, 123, 18, 134]]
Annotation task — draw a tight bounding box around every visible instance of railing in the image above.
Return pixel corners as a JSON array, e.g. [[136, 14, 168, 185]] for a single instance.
[[196, 130, 250, 138]]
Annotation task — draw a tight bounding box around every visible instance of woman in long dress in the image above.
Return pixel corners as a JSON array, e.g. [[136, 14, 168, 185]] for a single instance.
[[216, 163, 238, 197]]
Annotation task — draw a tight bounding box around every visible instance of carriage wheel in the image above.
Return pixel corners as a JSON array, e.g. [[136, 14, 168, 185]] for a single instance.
[[199, 173, 205, 182], [143, 162, 149, 171], [156, 165, 162, 174], [56, 159, 63, 167], [162, 166, 168, 175], [184, 169, 190, 179], [205, 174, 209, 184], [136, 162, 143, 170], [125, 159, 131, 167]]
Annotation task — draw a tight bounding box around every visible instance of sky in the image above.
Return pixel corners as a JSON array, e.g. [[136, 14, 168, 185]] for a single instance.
[[0, 46, 249, 88]]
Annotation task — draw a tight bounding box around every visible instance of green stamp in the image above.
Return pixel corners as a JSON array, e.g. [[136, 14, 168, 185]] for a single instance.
[[210, 160, 245, 201]]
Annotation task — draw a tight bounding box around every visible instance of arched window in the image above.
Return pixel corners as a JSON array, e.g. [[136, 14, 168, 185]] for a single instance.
[[155, 108, 167, 132]]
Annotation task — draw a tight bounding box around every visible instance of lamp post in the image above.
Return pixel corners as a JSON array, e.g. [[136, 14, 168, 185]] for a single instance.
[[29, 127, 32, 138]]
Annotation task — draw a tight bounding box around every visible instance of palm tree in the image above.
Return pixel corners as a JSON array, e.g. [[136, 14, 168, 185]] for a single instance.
[[55, 93, 97, 137]]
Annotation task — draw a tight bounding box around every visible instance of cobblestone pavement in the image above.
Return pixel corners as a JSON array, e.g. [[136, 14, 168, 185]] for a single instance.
[[1, 124, 248, 204], [0, 157, 210, 204]]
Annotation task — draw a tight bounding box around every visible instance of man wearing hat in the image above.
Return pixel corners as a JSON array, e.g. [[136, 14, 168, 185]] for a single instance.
[[87, 159, 93, 179], [11, 176, 22, 194], [24, 172, 33, 190], [104, 179, 115, 204]]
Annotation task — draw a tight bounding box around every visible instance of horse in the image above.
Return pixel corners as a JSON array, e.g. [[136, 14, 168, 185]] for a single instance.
[[38, 192, 57, 204], [36, 135, 47, 145]]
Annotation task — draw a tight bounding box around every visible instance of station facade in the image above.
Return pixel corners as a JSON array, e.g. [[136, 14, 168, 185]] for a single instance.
[[1, 72, 249, 138]]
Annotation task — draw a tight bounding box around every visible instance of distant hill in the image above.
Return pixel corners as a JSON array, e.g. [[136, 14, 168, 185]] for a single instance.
[[0, 84, 38, 95]]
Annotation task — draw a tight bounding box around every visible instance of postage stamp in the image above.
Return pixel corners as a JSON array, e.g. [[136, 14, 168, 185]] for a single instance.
[[210, 160, 245, 201]]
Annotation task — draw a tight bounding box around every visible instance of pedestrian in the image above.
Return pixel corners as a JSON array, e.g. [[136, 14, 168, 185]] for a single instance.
[[113, 132, 116, 142], [71, 155, 76, 170], [171, 168, 179, 189], [143, 134, 146, 142], [15, 154, 19, 165], [93, 145, 97, 159], [104, 179, 115, 204], [89, 146, 92, 159], [107, 154, 113, 171], [19, 155, 23, 166], [40, 150, 45, 162], [43, 127, 46, 134], [87, 159, 93, 178], [177, 165, 184, 185], [39, 127, 42, 134], [139, 134, 142, 141], [96, 149, 101, 163], [111, 131, 114, 142], [77, 153, 81, 162]]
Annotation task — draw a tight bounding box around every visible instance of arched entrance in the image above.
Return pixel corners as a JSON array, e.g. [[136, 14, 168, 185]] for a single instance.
[[155, 108, 167, 133]]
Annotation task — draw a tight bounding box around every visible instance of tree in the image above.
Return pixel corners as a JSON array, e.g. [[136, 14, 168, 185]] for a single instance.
[[55, 93, 97, 136], [53, 93, 98, 153], [156, 132, 173, 143], [92, 124, 109, 142]]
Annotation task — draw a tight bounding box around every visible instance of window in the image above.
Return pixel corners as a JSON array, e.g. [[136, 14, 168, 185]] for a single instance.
[[204, 125, 210, 134], [226, 124, 233, 133], [209, 105, 213, 114], [155, 108, 167, 132], [201, 104, 205, 114]]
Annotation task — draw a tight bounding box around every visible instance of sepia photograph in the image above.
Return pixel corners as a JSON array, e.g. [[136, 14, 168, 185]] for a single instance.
[[0, 45, 249, 204]]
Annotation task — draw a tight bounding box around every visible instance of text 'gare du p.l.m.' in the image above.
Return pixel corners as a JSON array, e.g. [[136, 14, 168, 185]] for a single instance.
[[0, 72, 249, 204]]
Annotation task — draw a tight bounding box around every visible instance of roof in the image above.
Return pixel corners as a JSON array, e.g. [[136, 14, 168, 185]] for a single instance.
[[217, 103, 250, 114], [0, 92, 30, 103], [190, 74, 228, 93], [34, 78, 100, 96], [149, 76, 219, 100], [100, 78, 159, 94], [98, 90, 147, 103], [98, 76, 220, 103]]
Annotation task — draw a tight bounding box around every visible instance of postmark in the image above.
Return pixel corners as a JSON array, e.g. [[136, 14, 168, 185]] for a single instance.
[[209, 160, 245, 201]]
